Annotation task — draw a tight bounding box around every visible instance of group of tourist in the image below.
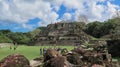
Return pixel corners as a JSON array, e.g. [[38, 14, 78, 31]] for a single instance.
[[39, 47, 62, 55], [9, 42, 18, 50], [39, 48, 47, 55]]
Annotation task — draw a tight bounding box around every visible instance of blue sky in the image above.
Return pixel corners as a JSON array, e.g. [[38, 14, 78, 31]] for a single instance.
[[0, 0, 120, 32]]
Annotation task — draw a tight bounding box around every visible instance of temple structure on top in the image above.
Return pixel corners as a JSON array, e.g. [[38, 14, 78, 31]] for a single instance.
[[30, 22, 105, 46]]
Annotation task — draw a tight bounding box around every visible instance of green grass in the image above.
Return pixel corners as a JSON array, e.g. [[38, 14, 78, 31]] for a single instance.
[[0, 45, 74, 60]]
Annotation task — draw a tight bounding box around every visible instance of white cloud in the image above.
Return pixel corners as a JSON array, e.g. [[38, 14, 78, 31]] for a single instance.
[[71, 0, 120, 22], [106, 2, 119, 17], [62, 13, 72, 21], [38, 21, 46, 27], [44, 0, 63, 11], [0, 0, 59, 28], [0, 0, 120, 30], [22, 23, 34, 29], [63, 0, 84, 10]]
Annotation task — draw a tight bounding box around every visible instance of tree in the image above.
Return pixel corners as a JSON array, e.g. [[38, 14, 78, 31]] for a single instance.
[[84, 21, 103, 38], [84, 18, 119, 38], [0, 29, 11, 34], [7, 32, 30, 44], [0, 30, 12, 43], [0, 35, 12, 43]]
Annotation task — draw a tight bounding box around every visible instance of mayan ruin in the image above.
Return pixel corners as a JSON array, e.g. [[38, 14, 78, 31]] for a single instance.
[[30, 22, 91, 46], [28, 22, 119, 67], [0, 0, 120, 67]]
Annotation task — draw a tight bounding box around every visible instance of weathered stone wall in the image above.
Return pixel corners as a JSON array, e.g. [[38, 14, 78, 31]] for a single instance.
[[89, 40, 107, 45], [34, 40, 79, 46], [30, 22, 91, 46]]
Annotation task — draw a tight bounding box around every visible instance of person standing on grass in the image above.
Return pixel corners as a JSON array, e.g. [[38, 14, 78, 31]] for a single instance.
[[9, 45, 12, 50], [43, 48, 47, 55], [13, 41, 15, 50], [14, 45, 16, 50], [40, 48, 42, 55], [13, 42, 17, 50]]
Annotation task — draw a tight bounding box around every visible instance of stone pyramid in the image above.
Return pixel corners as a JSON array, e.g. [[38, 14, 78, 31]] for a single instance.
[[30, 22, 92, 46]]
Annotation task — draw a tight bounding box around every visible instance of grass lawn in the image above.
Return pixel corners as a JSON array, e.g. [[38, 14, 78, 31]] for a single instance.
[[0, 45, 74, 60]]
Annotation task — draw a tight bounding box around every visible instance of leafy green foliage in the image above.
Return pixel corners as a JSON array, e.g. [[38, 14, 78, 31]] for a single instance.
[[84, 18, 120, 38], [0, 30, 30, 44], [84, 21, 103, 38], [28, 28, 41, 39], [0, 35, 12, 43], [7, 32, 30, 44], [0, 30, 12, 43], [0, 27, 43, 44]]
